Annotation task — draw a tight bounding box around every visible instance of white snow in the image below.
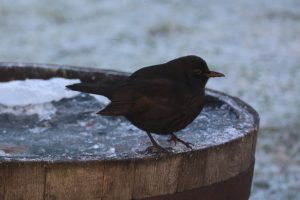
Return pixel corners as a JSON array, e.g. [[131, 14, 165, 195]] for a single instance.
[[0, 103, 56, 121], [90, 94, 110, 105], [0, 78, 79, 106]]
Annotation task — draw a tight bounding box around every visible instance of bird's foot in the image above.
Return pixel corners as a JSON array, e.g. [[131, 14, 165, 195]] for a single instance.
[[145, 132, 172, 154], [168, 134, 193, 149], [145, 145, 171, 154]]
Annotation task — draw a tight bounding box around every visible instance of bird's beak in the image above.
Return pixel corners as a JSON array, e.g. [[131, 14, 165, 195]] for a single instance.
[[205, 71, 225, 78]]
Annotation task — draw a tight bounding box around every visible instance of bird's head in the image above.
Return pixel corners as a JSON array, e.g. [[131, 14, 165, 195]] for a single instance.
[[183, 55, 225, 78], [168, 55, 225, 87]]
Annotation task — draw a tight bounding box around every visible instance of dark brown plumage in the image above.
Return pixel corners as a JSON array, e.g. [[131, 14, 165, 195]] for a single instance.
[[66, 55, 224, 152]]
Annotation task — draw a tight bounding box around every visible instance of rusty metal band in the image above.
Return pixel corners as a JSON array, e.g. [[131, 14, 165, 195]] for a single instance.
[[139, 161, 255, 200]]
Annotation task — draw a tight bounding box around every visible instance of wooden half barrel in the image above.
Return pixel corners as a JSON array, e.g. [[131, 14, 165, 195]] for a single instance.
[[0, 63, 259, 200]]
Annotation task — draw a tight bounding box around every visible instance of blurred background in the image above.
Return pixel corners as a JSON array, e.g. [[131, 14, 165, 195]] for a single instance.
[[0, 0, 299, 199]]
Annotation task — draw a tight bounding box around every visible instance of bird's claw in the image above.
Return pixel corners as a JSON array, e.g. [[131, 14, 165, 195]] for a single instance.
[[168, 134, 193, 149], [183, 142, 193, 149], [167, 137, 177, 145], [175, 140, 193, 149], [145, 145, 172, 154]]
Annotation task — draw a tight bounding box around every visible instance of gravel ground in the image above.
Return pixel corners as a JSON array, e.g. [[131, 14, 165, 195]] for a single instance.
[[0, 0, 300, 199]]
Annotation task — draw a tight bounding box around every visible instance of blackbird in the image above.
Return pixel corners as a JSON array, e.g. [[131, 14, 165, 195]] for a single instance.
[[66, 55, 224, 152]]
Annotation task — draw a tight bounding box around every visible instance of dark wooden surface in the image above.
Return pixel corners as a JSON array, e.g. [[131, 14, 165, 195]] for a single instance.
[[140, 161, 255, 200]]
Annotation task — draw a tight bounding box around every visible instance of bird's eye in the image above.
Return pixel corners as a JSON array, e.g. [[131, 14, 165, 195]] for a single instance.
[[194, 69, 202, 75]]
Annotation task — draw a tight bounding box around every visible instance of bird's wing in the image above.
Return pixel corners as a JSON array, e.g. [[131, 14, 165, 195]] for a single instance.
[[98, 78, 184, 117]]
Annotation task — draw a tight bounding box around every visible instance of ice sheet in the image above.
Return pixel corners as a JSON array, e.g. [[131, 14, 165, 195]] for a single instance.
[[0, 92, 255, 161]]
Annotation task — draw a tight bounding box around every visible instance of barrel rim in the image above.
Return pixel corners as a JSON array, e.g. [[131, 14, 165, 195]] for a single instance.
[[0, 62, 259, 163]]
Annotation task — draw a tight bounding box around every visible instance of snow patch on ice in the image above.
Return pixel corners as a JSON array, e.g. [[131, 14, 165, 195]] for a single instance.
[[91, 94, 111, 105], [0, 103, 56, 121], [0, 150, 8, 156], [0, 78, 79, 106]]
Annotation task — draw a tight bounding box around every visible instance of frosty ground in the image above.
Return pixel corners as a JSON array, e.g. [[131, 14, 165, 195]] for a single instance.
[[0, 0, 300, 199]]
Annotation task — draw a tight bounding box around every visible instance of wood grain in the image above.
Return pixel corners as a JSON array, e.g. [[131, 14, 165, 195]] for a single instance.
[[102, 160, 135, 200], [44, 162, 104, 200], [1, 162, 45, 200], [133, 156, 182, 199]]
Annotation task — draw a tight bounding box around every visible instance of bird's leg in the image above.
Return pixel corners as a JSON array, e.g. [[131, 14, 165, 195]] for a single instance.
[[145, 132, 168, 153], [168, 133, 193, 149]]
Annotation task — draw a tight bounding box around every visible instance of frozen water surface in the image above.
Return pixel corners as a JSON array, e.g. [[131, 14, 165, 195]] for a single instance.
[[0, 82, 256, 161]]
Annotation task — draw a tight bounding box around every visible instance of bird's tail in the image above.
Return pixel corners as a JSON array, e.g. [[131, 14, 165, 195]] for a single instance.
[[66, 82, 112, 97]]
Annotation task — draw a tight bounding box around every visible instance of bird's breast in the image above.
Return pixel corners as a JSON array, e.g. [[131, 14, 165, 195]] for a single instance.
[[182, 93, 205, 119]]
